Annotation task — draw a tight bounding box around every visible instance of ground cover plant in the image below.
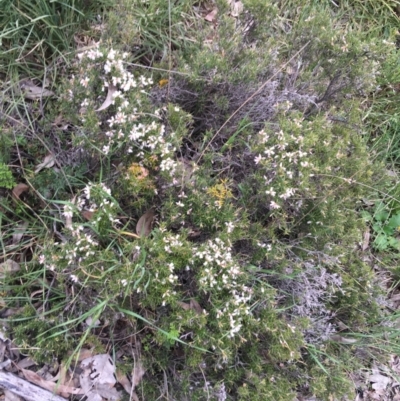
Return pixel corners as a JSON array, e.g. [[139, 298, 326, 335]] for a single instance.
[[1, 0, 400, 400]]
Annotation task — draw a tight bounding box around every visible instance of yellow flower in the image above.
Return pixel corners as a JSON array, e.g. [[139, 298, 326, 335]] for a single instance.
[[206, 179, 233, 208]]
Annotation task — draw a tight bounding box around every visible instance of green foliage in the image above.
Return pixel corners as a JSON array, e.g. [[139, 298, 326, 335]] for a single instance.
[[362, 202, 400, 251], [0, 163, 15, 189], [10, 305, 74, 364], [0, 0, 106, 76]]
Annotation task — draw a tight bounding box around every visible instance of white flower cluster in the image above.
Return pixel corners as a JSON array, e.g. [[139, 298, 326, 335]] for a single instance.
[[75, 45, 185, 183], [193, 238, 253, 338], [253, 125, 313, 211], [77, 183, 120, 227], [154, 261, 179, 306], [38, 183, 120, 284], [162, 232, 184, 254], [38, 223, 99, 284]]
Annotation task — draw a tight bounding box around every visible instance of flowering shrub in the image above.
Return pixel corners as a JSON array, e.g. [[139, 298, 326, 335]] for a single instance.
[[21, 42, 385, 399], [3, 0, 398, 398]]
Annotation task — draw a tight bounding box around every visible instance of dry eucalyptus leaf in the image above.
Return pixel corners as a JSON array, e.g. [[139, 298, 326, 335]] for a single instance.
[[329, 334, 357, 344], [0, 260, 20, 279], [91, 384, 120, 401], [79, 355, 120, 401], [16, 358, 36, 370], [230, 1, 243, 17], [189, 299, 203, 315], [362, 229, 370, 251], [177, 301, 191, 311], [369, 372, 391, 390], [34, 154, 55, 174], [116, 371, 132, 394], [12, 183, 29, 200], [80, 354, 117, 387], [177, 299, 202, 315], [131, 360, 145, 390], [71, 348, 94, 362], [204, 8, 218, 22], [19, 79, 54, 100], [82, 210, 94, 221], [96, 84, 117, 111], [136, 208, 155, 237], [21, 368, 83, 395]]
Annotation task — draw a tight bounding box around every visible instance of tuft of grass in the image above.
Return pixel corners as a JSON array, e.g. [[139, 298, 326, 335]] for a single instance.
[[0, 0, 109, 84]]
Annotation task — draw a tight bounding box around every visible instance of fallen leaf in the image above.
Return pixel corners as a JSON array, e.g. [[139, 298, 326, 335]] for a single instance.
[[189, 299, 203, 315], [362, 229, 370, 251], [177, 301, 191, 311], [79, 354, 120, 401], [131, 360, 145, 390], [12, 222, 28, 245], [230, 1, 243, 17], [19, 79, 54, 100], [369, 372, 391, 390], [116, 370, 132, 394], [205, 8, 218, 22], [12, 183, 29, 200], [136, 208, 155, 237], [34, 154, 55, 174], [96, 84, 117, 111], [81, 210, 94, 221], [80, 354, 117, 387], [177, 299, 203, 315], [329, 334, 358, 344], [22, 368, 83, 395], [91, 384, 120, 401], [0, 260, 20, 279], [72, 348, 94, 362]]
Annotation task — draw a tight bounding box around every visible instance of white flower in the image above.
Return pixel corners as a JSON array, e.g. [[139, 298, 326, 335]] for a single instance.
[[114, 111, 127, 125], [63, 204, 74, 219], [225, 221, 235, 233], [70, 274, 79, 283], [107, 49, 116, 60], [81, 98, 89, 108], [264, 147, 275, 157], [270, 201, 281, 210], [265, 187, 276, 196], [80, 76, 90, 87], [254, 154, 263, 164], [102, 145, 110, 154], [279, 188, 296, 200]]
